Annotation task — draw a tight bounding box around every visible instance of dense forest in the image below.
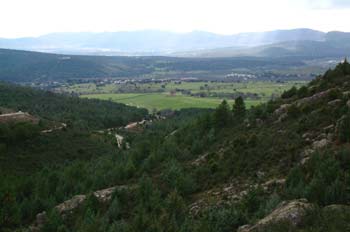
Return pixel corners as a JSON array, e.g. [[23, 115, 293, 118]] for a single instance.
[[0, 83, 148, 175], [0, 49, 305, 82], [1, 62, 350, 231], [0, 83, 148, 129]]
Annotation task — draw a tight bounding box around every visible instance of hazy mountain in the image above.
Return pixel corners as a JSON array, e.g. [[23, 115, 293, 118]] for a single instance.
[[180, 32, 350, 58], [0, 28, 328, 55]]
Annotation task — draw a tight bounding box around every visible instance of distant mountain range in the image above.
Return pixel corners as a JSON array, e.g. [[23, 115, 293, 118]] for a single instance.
[[1, 28, 350, 57]]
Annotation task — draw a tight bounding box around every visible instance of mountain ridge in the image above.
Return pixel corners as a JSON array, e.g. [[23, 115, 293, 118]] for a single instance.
[[0, 28, 343, 55]]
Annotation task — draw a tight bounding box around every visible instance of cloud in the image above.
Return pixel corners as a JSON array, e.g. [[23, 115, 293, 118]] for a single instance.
[[305, 0, 350, 9]]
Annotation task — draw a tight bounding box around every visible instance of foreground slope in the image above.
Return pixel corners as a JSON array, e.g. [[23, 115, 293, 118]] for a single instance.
[[2, 62, 350, 231], [0, 83, 147, 174]]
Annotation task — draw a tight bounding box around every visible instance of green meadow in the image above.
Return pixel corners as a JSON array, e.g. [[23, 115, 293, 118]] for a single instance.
[[73, 81, 306, 111], [82, 93, 263, 111]]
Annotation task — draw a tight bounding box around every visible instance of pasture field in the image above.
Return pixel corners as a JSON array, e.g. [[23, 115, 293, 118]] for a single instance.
[[81, 93, 262, 111], [62, 81, 305, 95], [68, 80, 307, 111]]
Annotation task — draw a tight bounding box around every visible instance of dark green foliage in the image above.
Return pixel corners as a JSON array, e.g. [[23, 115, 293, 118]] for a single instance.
[[297, 86, 309, 98], [0, 48, 305, 82], [0, 122, 40, 145], [285, 152, 350, 206], [197, 205, 245, 232], [161, 159, 196, 195], [281, 86, 297, 99], [337, 114, 350, 143], [0, 82, 147, 129], [41, 210, 65, 232], [232, 96, 246, 119], [213, 100, 231, 128]]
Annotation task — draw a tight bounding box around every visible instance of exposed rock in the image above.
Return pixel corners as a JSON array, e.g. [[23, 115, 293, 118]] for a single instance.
[[299, 148, 315, 165], [327, 99, 342, 106], [323, 124, 334, 133], [55, 194, 86, 217], [237, 224, 251, 232], [277, 113, 288, 123], [296, 89, 335, 107], [255, 171, 265, 179], [0, 111, 39, 124], [300, 156, 311, 165], [302, 132, 313, 139], [262, 178, 286, 190], [316, 133, 327, 140], [30, 185, 133, 231], [312, 138, 329, 150], [93, 186, 117, 203], [343, 91, 350, 97], [274, 104, 291, 116], [237, 199, 312, 232], [115, 134, 124, 148], [191, 153, 209, 166], [29, 211, 47, 232]]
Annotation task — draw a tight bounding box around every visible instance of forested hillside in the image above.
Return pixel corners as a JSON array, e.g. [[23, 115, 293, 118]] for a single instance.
[[0, 83, 147, 129], [0, 82, 147, 175], [0, 49, 304, 82], [2, 61, 350, 231]]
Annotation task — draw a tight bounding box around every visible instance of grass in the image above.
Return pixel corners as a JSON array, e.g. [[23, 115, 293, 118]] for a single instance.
[[72, 81, 307, 111], [81, 93, 263, 111], [61, 81, 306, 96]]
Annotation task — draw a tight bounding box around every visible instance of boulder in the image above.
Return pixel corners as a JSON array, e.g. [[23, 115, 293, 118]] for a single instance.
[[296, 89, 335, 107], [274, 104, 291, 116], [30, 185, 133, 231], [277, 113, 288, 123], [237, 199, 312, 232], [55, 194, 86, 217], [312, 138, 329, 150], [327, 99, 342, 106], [93, 186, 117, 203]]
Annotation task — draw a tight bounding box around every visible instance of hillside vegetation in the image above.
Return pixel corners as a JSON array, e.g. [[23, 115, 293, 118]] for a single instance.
[[0, 49, 305, 82], [2, 62, 350, 231], [0, 83, 147, 174]]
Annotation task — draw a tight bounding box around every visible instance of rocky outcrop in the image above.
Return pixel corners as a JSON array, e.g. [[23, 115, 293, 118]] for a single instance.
[[328, 99, 342, 106], [237, 199, 312, 232], [312, 138, 329, 150], [296, 89, 335, 107], [189, 178, 286, 216], [274, 104, 291, 116], [191, 153, 209, 166], [29, 185, 133, 231], [55, 194, 87, 218], [0, 111, 39, 124]]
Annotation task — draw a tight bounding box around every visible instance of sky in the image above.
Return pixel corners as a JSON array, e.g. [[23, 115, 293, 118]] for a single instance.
[[0, 0, 349, 38]]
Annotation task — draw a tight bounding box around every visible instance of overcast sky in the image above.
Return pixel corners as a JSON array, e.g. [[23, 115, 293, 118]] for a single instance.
[[0, 0, 349, 38]]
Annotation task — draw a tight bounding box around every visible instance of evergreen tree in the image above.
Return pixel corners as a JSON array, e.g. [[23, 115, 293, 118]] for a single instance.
[[232, 96, 246, 119], [213, 100, 230, 128]]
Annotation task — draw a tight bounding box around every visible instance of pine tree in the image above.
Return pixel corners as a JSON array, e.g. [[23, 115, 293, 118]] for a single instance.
[[213, 100, 231, 128], [232, 96, 246, 119]]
